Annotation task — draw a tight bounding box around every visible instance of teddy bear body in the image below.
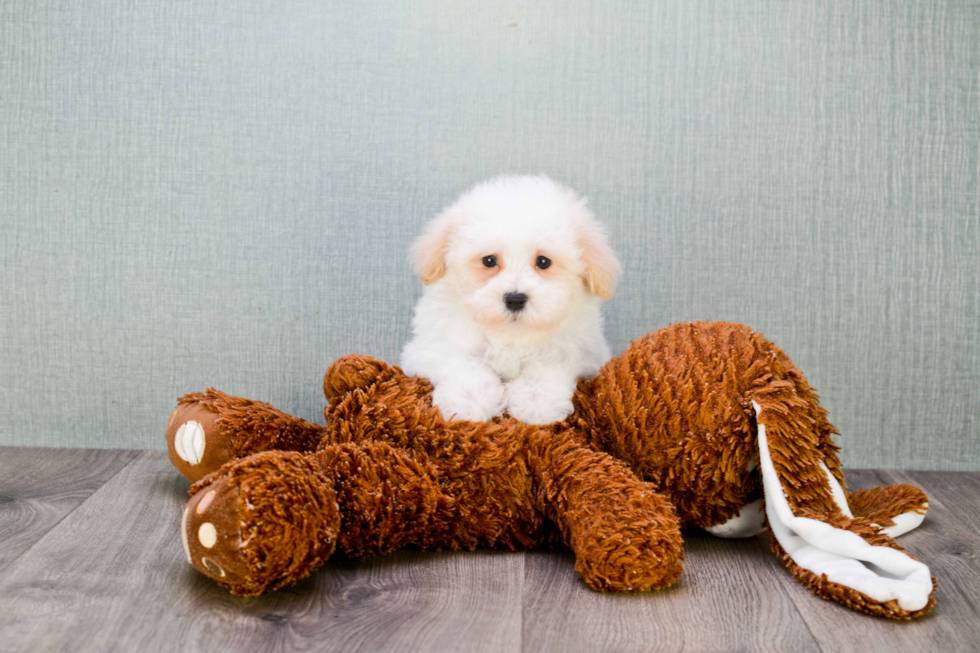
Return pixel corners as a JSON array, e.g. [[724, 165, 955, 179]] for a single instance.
[[174, 356, 686, 596], [168, 321, 935, 619]]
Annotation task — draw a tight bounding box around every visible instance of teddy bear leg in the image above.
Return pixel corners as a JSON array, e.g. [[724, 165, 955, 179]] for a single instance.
[[570, 487, 684, 593], [846, 484, 929, 538], [314, 441, 454, 556], [182, 442, 453, 595], [166, 389, 327, 482], [752, 400, 936, 619], [529, 431, 684, 592], [181, 451, 341, 596]]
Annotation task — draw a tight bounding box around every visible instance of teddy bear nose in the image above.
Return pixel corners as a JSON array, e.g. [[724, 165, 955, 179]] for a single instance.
[[504, 292, 528, 312]]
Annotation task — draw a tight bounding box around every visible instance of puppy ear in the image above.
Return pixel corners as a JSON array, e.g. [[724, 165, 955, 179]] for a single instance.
[[577, 217, 621, 301], [411, 212, 454, 285]]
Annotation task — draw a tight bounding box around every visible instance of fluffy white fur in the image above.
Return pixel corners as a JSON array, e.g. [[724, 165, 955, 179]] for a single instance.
[[401, 175, 621, 425]]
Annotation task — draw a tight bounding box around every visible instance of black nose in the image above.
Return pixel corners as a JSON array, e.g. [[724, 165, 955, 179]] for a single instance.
[[504, 292, 528, 312]]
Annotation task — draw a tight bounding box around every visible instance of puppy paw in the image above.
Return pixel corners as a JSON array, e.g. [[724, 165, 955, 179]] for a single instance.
[[432, 383, 504, 422], [507, 400, 573, 425], [505, 377, 575, 425]]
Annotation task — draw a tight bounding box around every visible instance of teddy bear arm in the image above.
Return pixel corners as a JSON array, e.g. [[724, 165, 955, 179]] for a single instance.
[[166, 388, 328, 483], [322, 358, 469, 451], [181, 442, 461, 595], [527, 429, 684, 592], [324, 355, 409, 403]]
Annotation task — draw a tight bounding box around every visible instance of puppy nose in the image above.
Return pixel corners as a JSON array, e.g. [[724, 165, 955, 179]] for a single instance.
[[504, 292, 528, 312]]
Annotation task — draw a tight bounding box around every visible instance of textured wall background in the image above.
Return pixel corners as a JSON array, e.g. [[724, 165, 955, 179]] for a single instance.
[[1, 0, 977, 469]]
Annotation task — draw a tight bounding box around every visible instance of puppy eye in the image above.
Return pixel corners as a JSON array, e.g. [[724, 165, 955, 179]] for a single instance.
[[535, 255, 551, 270], [482, 255, 497, 268]]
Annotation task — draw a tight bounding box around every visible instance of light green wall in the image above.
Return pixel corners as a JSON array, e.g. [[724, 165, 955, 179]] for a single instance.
[[1, 0, 977, 469]]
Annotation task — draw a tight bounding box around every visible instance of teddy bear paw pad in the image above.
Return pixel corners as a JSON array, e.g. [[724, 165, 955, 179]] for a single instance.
[[174, 421, 205, 465], [181, 477, 249, 587], [166, 401, 237, 482]]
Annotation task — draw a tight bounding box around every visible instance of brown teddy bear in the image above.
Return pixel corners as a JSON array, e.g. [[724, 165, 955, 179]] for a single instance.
[[167, 321, 936, 619]]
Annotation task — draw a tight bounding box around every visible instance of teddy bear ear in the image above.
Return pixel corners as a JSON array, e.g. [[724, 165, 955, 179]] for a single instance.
[[576, 214, 621, 301], [411, 212, 455, 285]]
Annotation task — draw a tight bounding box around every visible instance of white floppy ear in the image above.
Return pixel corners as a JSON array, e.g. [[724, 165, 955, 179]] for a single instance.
[[576, 217, 621, 301], [411, 212, 455, 285]]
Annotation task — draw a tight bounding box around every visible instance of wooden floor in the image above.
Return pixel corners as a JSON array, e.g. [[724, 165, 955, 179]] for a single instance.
[[0, 448, 978, 652]]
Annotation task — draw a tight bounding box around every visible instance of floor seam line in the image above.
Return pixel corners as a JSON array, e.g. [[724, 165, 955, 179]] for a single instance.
[[0, 450, 145, 578]]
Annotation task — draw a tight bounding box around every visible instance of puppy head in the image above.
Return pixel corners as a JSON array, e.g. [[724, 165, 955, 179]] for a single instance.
[[412, 175, 620, 332]]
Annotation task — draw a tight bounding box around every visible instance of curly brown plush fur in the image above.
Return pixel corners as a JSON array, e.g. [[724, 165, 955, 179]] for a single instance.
[[572, 322, 842, 526], [167, 321, 935, 618], [172, 370, 685, 596]]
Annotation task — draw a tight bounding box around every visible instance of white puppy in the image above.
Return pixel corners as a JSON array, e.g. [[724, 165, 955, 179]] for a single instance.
[[400, 175, 621, 425]]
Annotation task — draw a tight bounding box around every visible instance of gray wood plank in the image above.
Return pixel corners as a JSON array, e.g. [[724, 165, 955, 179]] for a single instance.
[[769, 469, 980, 653], [0, 447, 140, 571], [261, 550, 523, 653], [0, 451, 523, 653], [522, 530, 821, 653], [2, 451, 978, 653]]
